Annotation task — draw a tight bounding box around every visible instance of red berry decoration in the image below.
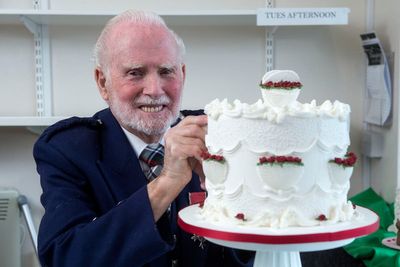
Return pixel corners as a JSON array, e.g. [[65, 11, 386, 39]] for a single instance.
[[201, 151, 225, 163], [258, 155, 304, 166], [330, 152, 357, 168], [259, 80, 303, 90], [316, 214, 328, 221], [235, 213, 246, 221]]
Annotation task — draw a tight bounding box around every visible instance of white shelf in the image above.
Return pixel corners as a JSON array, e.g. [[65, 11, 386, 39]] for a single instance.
[[0, 9, 257, 26], [0, 117, 66, 127], [0, 8, 351, 27]]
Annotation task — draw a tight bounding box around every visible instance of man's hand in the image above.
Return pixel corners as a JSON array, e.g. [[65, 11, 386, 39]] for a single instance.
[[162, 115, 207, 186], [147, 115, 207, 220]]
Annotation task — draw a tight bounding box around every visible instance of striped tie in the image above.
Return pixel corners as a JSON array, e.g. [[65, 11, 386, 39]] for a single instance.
[[139, 143, 164, 182]]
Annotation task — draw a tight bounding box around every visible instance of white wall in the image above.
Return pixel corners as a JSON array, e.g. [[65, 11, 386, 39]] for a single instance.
[[1, 1, 398, 266], [369, 0, 400, 202], [0, 26, 35, 116]]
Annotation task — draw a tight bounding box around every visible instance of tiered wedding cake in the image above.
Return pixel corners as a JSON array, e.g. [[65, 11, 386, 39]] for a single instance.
[[201, 70, 357, 228]]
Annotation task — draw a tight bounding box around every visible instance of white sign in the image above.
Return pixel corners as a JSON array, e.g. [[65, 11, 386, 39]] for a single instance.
[[257, 8, 350, 26]]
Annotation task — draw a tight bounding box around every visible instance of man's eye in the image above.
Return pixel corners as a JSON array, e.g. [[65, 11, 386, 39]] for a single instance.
[[128, 70, 143, 77], [160, 68, 174, 76]]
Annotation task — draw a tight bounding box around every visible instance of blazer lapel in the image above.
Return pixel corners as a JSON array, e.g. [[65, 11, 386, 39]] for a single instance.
[[95, 109, 148, 203]]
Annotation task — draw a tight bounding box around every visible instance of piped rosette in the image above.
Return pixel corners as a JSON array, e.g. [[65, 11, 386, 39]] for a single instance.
[[259, 70, 302, 108]]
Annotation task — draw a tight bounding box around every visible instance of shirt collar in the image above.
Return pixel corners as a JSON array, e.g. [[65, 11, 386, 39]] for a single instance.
[[121, 126, 165, 156]]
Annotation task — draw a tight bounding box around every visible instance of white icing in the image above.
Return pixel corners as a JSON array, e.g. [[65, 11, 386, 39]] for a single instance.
[[261, 88, 300, 108], [202, 160, 228, 185], [262, 69, 300, 84], [328, 164, 354, 187], [201, 185, 355, 228], [256, 163, 304, 191], [204, 98, 351, 123]]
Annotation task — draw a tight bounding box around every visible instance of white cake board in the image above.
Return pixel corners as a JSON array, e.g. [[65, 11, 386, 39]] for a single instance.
[[178, 205, 379, 267]]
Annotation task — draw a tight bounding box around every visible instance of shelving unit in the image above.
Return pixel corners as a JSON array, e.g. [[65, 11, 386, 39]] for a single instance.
[[0, 9, 258, 26], [0, 7, 350, 128], [2, 9, 260, 130]]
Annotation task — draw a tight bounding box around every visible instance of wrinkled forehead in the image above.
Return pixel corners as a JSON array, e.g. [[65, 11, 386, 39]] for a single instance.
[[109, 20, 169, 39], [104, 21, 181, 63]]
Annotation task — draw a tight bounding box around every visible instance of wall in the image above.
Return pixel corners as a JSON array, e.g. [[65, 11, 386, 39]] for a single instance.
[[0, 26, 35, 115], [370, 0, 399, 201], [1, 1, 396, 266]]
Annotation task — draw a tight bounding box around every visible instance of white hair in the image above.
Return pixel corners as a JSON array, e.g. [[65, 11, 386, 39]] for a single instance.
[[93, 10, 186, 70]]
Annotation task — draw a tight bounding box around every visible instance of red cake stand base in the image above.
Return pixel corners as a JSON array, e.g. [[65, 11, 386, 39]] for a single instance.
[[178, 205, 379, 267]]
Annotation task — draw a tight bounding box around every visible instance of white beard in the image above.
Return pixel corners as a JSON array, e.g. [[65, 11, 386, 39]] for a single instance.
[[109, 93, 180, 136]]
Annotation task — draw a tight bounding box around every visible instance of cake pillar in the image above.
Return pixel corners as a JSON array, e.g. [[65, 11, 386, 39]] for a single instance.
[[396, 219, 400, 245], [254, 251, 302, 267]]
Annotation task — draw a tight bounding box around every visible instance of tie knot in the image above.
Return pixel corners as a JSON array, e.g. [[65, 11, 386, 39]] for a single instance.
[[139, 143, 164, 167]]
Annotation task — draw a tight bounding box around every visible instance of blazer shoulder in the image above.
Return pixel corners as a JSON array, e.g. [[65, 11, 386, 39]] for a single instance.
[[38, 116, 103, 143], [33, 113, 107, 165]]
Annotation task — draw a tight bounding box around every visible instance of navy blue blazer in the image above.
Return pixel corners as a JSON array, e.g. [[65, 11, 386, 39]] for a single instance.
[[34, 108, 254, 267]]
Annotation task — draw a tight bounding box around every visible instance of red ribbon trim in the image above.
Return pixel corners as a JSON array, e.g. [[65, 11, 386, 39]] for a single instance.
[[178, 216, 379, 244]]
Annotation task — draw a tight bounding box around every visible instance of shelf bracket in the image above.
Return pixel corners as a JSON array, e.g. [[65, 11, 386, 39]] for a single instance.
[[19, 15, 53, 117], [265, 0, 276, 72], [265, 30, 274, 72]]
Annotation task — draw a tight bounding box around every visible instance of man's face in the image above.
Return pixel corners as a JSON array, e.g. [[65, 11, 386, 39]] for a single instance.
[[98, 22, 185, 140]]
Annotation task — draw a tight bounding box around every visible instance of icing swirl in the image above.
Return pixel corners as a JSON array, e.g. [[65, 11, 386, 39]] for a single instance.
[[205, 98, 350, 123]]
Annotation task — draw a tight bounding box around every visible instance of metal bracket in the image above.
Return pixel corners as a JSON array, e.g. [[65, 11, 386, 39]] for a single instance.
[[33, 0, 50, 10], [19, 15, 53, 117], [265, 0, 276, 72], [265, 31, 274, 72]]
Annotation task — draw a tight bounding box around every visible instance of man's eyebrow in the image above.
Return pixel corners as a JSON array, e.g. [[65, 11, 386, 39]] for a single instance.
[[159, 64, 176, 69], [123, 64, 144, 70]]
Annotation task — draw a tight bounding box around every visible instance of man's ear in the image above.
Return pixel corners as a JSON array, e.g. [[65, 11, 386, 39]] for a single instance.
[[95, 67, 109, 101], [181, 64, 186, 83]]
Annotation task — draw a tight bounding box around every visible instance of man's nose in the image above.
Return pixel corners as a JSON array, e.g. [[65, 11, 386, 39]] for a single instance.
[[143, 74, 164, 96]]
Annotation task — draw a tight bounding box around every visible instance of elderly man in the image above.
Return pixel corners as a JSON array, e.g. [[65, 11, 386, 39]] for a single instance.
[[34, 9, 253, 267]]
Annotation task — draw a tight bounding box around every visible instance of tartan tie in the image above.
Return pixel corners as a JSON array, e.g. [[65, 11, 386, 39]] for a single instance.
[[139, 143, 164, 182], [140, 144, 172, 226]]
